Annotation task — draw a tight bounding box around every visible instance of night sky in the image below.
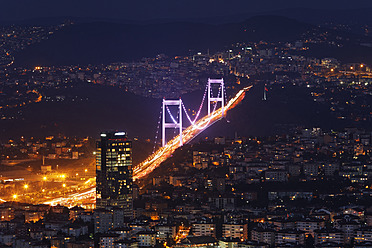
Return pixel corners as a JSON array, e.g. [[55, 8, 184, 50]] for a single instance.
[[1, 0, 372, 21]]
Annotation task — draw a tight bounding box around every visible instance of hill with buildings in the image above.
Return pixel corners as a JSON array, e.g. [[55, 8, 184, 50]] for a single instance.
[[13, 16, 312, 67]]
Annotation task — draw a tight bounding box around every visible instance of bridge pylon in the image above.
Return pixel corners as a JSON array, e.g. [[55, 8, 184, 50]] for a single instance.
[[162, 98, 183, 147], [208, 78, 225, 117]]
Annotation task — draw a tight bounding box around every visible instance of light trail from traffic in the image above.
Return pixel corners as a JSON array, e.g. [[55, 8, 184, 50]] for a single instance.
[[133, 85, 252, 180], [26, 85, 252, 207], [43, 187, 96, 207]]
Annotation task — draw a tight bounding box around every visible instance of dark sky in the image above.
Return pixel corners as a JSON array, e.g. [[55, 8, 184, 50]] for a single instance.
[[1, 0, 372, 21]]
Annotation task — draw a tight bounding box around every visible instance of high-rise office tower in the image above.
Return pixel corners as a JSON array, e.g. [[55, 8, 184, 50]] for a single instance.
[[96, 131, 133, 217]]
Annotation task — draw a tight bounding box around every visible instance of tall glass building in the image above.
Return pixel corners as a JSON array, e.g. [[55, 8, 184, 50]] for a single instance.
[[96, 131, 133, 217]]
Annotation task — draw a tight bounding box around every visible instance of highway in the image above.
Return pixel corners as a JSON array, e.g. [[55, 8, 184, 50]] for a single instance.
[[1, 86, 251, 207], [43, 186, 96, 207]]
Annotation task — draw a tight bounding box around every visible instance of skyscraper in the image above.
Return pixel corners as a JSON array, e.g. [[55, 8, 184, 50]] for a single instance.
[[96, 131, 133, 217]]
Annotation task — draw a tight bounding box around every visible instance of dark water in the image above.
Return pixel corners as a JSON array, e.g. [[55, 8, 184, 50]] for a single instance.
[[0, 82, 357, 143]]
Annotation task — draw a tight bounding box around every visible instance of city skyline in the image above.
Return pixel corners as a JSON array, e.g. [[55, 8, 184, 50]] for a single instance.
[[0, 2, 371, 247]]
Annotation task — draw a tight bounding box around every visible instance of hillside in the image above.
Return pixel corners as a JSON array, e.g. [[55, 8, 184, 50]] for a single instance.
[[0, 84, 160, 140], [13, 16, 312, 67]]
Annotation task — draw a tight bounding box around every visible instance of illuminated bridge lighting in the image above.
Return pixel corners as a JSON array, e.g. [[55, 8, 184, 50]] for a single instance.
[[133, 86, 252, 180], [41, 85, 252, 207]]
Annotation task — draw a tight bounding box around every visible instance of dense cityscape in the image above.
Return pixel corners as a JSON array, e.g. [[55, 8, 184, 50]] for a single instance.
[[0, 2, 372, 248]]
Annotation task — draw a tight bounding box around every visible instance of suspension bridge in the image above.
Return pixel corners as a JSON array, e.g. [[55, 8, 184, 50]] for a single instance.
[[1, 79, 251, 207], [133, 79, 252, 180]]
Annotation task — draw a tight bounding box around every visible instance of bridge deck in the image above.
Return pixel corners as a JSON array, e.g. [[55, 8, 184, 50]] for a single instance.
[[133, 86, 252, 180]]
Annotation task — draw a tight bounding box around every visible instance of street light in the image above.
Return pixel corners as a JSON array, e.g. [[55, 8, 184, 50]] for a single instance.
[[12, 194, 17, 200], [24, 184, 28, 189]]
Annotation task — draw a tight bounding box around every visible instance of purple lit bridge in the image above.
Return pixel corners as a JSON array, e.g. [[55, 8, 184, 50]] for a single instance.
[[133, 79, 252, 180], [38, 79, 251, 207]]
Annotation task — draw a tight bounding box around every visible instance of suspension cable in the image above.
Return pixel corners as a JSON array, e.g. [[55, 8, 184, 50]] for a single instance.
[[166, 105, 179, 124], [181, 83, 208, 125], [152, 105, 162, 154], [191, 84, 222, 130], [162, 81, 225, 143], [173, 102, 180, 136]]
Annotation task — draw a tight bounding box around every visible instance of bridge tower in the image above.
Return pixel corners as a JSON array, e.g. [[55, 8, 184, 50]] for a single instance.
[[162, 99, 183, 147], [208, 78, 225, 117]]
